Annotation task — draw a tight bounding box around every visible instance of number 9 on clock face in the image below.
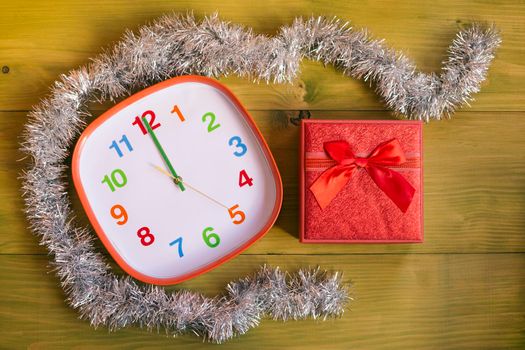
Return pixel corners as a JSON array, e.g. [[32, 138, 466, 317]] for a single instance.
[[72, 76, 283, 285]]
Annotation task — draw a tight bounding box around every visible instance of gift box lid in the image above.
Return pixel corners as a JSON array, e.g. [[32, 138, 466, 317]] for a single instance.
[[300, 119, 423, 243]]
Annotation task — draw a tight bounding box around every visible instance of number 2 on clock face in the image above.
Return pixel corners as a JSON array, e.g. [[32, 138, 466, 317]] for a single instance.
[[202, 112, 220, 132], [72, 76, 282, 285]]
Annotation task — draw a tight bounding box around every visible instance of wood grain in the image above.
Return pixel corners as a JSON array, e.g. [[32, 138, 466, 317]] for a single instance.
[[0, 0, 523, 112], [2, 111, 524, 255], [0, 254, 523, 350], [1, 1, 524, 348]]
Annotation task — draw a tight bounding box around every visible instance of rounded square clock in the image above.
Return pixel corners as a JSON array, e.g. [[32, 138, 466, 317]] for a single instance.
[[72, 75, 283, 285]]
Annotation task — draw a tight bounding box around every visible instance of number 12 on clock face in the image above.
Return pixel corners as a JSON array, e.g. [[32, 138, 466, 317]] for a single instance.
[[72, 75, 282, 285]]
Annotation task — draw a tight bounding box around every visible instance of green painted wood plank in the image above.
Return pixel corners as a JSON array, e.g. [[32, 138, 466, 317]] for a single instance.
[[2, 111, 524, 255], [0, 254, 523, 349], [0, 0, 522, 111]]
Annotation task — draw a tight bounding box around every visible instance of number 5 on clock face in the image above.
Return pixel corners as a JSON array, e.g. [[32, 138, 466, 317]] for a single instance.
[[72, 75, 283, 285]]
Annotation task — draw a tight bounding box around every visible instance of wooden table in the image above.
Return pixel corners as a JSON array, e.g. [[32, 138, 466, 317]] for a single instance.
[[1, 1, 524, 349]]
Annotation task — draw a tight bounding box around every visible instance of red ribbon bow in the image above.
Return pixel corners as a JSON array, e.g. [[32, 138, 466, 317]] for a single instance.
[[309, 139, 416, 212]]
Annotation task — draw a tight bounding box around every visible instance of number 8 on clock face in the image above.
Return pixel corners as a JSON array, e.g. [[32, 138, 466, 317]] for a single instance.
[[72, 76, 283, 285]]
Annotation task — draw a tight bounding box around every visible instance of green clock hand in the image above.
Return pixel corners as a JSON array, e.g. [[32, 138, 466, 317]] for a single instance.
[[142, 117, 185, 191], [150, 164, 229, 210]]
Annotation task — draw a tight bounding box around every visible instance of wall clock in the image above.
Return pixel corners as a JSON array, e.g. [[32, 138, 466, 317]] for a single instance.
[[72, 75, 283, 285]]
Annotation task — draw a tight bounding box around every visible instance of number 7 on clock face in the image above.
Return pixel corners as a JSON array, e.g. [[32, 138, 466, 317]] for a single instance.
[[72, 75, 283, 285]]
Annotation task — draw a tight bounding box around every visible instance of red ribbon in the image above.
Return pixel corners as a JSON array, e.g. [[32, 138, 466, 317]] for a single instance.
[[309, 139, 416, 212]]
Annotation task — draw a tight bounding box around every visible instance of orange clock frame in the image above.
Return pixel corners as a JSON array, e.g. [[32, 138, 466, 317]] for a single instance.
[[72, 75, 283, 285]]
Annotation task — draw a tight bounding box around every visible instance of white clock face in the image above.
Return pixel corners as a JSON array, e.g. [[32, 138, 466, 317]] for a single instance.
[[72, 76, 282, 285]]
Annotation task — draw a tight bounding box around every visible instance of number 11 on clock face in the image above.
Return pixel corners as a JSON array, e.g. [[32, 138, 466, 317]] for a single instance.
[[72, 75, 282, 285]]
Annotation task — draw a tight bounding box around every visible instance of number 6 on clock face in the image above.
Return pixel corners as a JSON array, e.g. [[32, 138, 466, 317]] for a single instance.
[[72, 75, 283, 285]]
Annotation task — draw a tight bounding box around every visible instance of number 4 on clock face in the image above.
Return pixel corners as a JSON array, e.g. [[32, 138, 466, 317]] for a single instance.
[[239, 169, 253, 187]]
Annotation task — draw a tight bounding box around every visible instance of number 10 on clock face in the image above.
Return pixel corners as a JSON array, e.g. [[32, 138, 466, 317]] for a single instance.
[[72, 76, 283, 285]]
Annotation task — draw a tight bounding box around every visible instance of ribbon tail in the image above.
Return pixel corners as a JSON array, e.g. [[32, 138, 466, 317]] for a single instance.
[[366, 166, 416, 213], [309, 165, 354, 209]]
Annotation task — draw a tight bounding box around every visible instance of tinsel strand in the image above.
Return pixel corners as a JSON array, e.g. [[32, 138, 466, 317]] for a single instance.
[[20, 13, 499, 343]]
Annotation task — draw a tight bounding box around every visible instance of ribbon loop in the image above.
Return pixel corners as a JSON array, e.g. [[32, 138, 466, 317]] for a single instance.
[[309, 138, 416, 212], [324, 140, 355, 163]]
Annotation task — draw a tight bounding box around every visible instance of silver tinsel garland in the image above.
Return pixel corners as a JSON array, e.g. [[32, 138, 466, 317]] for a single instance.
[[20, 13, 500, 343]]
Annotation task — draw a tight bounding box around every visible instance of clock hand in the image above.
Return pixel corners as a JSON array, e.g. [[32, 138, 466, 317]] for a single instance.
[[142, 116, 186, 191], [150, 163, 229, 210]]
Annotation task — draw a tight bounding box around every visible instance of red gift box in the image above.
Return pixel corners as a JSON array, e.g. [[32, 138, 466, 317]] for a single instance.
[[300, 120, 423, 243]]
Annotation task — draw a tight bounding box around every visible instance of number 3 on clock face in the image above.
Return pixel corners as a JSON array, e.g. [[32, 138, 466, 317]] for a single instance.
[[72, 75, 283, 285]]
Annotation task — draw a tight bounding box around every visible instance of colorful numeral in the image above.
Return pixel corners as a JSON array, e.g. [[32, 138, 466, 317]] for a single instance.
[[109, 205, 156, 247], [169, 236, 184, 257], [228, 136, 247, 157], [101, 168, 127, 192], [109, 134, 133, 157], [202, 112, 221, 132], [132, 110, 160, 135], [137, 226, 155, 246], [238, 169, 253, 187], [110, 204, 128, 225], [228, 204, 246, 225], [171, 105, 186, 122], [202, 227, 221, 248]]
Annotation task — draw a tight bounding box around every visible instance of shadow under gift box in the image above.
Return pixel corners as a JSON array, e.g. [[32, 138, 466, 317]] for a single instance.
[[300, 119, 423, 243]]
